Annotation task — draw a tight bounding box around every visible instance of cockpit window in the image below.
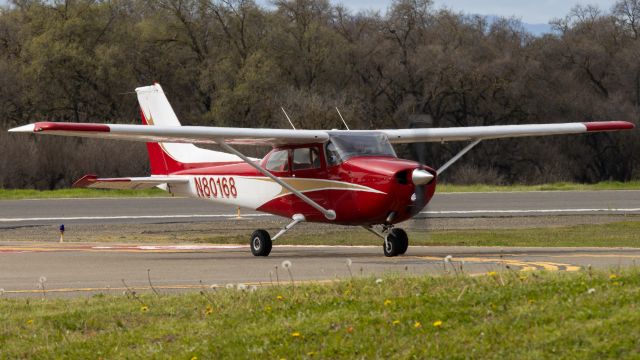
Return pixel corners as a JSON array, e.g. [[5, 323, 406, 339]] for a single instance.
[[326, 133, 396, 165], [326, 142, 341, 166]]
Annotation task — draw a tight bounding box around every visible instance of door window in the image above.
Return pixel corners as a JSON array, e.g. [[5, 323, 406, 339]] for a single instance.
[[292, 147, 321, 170], [266, 150, 290, 172]]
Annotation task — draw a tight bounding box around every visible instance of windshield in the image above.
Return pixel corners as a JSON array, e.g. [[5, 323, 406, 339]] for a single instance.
[[327, 133, 396, 164]]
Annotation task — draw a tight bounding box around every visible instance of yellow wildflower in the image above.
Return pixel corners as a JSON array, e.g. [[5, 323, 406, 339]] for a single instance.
[[264, 305, 272, 312], [190, 357, 197, 360], [488, 271, 497, 277], [384, 299, 392, 306], [291, 332, 301, 337], [433, 320, 442, 328], [26, 319, 33, 325], [392, 320, 400, 326], [414, 321, 422, 328], [276, 295, 284, 301], [140, 305, 149, 312], [609, 274, 618, 280], [205, 305, 213, 315]]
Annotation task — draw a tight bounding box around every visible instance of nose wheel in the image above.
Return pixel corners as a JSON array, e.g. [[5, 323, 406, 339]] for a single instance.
[[383, 228, 409, 257], [363, 226, 409, 257]]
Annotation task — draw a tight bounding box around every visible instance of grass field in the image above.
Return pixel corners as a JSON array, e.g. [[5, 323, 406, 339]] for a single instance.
[[97, 220, 640, 248], [436, 180, 640, 192], [0, 188, 166, 199], [0, 270, 637, 358], [1, 181, 638, 199]]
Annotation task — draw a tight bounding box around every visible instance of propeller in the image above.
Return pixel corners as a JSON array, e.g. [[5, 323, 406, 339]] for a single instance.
[[408, 114, 436, 217]]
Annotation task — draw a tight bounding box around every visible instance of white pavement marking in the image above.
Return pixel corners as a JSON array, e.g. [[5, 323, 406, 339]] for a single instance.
[[0, 213, 274, 222], [420, 208, 640, 215], [0, 208, 639, 223], [91, 244, 381, 250]]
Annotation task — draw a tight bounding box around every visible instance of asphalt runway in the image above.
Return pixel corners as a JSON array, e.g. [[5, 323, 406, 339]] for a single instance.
[[0, 190, 638, 297], [1, 190, 639, 227], [0, 243, 639, 297]]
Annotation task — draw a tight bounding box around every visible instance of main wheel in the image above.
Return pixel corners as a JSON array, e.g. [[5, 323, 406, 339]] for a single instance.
[[250, 229, 272, 256], [384, 228, 408, 257]]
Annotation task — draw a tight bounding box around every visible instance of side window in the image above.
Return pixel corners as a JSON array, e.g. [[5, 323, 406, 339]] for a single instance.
[[325, 141, 341, 167], [266, 150, 289, 172], [293, 147, 321, 170]]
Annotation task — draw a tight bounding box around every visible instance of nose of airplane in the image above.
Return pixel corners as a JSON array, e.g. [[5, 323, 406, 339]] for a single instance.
[[411, 169, 435, 185]]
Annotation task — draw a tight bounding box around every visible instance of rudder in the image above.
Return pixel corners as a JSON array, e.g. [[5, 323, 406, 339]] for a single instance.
[[135, 83, 242, 175]]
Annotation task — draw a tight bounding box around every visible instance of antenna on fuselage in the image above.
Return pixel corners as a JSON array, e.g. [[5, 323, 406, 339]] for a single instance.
[[281, 107, 297, 130], [335, 107, 350, 130]]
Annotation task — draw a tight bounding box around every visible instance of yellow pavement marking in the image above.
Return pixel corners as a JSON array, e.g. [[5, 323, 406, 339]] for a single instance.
[[548, 254, 640, 259], [416, 256, 581, 272]]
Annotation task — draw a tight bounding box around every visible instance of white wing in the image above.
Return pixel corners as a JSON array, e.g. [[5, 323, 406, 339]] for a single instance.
[[8, 122, 328, 146], [9, 121, 633, 145], [379, 121, 635, 143]]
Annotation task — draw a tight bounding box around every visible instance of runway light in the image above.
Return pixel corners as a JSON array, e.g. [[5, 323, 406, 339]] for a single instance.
[[59, 224, 65, 243]]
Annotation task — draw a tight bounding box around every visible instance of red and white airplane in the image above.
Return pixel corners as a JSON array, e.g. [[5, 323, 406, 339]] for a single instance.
[[9, 84, 635, 256]]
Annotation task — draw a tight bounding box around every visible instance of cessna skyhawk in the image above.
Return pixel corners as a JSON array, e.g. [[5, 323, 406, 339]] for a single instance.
[[9, 84, 635, 256]]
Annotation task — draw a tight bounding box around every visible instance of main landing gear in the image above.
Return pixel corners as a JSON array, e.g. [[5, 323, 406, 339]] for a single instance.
[[250, 214, 306, 257], [364, 225, 409, 257], [250, 215, 408, 257]]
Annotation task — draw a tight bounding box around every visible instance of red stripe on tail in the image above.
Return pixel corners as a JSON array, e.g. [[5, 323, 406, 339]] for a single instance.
[[140, 109, 186, 175]]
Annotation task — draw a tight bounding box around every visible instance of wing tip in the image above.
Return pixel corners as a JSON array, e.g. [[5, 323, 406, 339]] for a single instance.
[[584, 121, 635, 132], [8, 124, 35, 133]]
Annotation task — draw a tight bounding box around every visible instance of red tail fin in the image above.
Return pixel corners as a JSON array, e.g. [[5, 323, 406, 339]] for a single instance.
[[136, 83, 244, 175], [140, 109, 186, 175]]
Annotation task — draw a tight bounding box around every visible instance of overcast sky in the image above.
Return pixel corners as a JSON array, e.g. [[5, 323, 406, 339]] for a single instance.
[[0, 0, 617, 24], [336, 0, 617, 24]]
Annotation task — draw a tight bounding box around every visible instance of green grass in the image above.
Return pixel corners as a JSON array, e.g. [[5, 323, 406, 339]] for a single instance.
[[0, 188, 167, 200], [0, 270, 638, 358], [437, 180, 640, 192], [137, 220, 640, 248], [0, 180, 638, 199], [423, 220, 640, 247]]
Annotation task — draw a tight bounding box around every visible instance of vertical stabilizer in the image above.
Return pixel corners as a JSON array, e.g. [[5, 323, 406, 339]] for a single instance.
[[135, 84, 242, 175]]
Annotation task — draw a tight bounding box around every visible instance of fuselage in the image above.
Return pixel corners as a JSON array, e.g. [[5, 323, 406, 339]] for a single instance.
[[163, 141, 437, 226]]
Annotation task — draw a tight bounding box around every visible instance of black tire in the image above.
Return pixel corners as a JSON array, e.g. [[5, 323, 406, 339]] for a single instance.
[[394, 228, 409, 255], [384, 228, 408, 257], [250, 230, 272, 256]]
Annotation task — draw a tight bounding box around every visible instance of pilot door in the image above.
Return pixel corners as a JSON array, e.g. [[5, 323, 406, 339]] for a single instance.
[[289, 145, 331, 220]]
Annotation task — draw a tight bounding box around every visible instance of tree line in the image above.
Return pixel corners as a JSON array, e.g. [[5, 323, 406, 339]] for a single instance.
[[0, 0, 638, 189]]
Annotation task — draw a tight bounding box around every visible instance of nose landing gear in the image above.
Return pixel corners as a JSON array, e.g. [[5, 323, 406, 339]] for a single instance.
[[383, 228, 409, 257], [363, 225, 409, 257]]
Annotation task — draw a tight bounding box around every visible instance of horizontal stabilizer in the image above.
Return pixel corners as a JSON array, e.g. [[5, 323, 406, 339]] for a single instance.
[[73, 174, 188, 190]]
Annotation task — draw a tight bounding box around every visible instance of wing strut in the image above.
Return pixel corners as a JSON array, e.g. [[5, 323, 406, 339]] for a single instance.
[[217, 141, 337, 220], [436, 139, 482, 175]]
